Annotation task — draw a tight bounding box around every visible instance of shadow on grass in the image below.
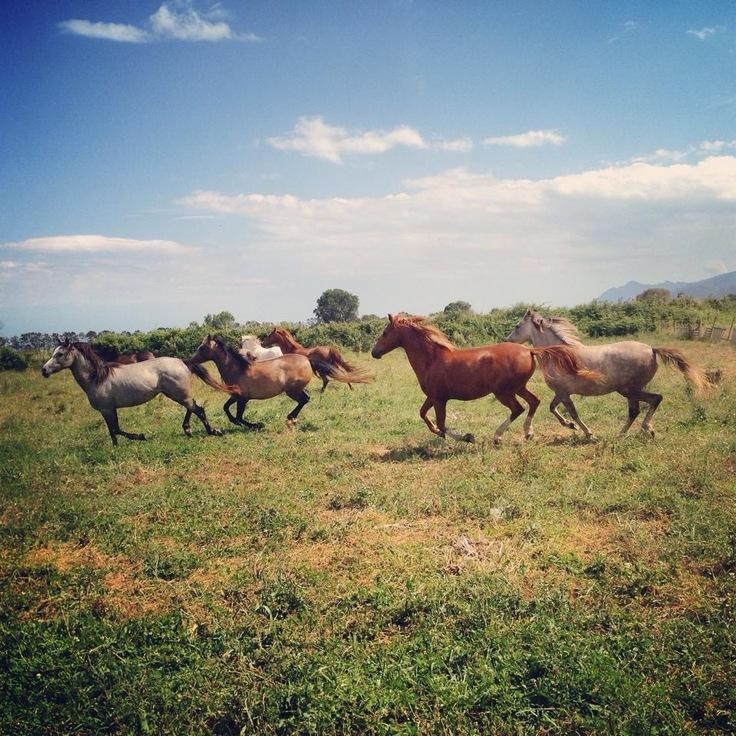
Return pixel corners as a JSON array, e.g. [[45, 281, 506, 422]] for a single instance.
[[378, 439, 475, 463]]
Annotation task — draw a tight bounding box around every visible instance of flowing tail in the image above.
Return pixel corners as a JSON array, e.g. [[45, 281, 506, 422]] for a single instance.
[[530, 346, 604, 382], [184, 360, 243, 396], [327, 347, 359, 373], [653, 348, 708, 394], [309, 357, 373, 385]]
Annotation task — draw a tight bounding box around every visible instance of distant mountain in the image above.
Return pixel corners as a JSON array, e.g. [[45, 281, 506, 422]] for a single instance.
[[598, 271, 736, 302]]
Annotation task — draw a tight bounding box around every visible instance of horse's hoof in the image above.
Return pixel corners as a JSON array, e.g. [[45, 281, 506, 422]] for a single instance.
[[183, 428, 192, 437], [211, 428, 223, 437], [244, 422, 264, 431], [525, 432, 534, 441], [566, 422, 577, 430], [493, 438, 502, 446], [137, 434, 146, 441], [464, 433, 475, 443]]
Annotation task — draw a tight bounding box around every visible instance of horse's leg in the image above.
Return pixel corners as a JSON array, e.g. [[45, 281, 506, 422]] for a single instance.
[[419, 396, 442, 436], [492, 392, 525, 445], [100, 410, 119, 446], [223, 396, 241, 425], [560, 395, 594, 439], [550, 395, 577, 430], [235, 399, 263, 430], [434, 400, 475, 443], [636, 390, 663, 436], [618, 393, 642, 436], [517, 387, 540, 439], [179, 398, 222, 437], [102, 408, 145, 443], [286, 390, 310, 423]]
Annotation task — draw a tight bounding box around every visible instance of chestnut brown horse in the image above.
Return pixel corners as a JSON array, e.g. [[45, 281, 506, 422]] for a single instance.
[[371, 314, 601, 444], [261, 327, 371, 391], [92, 345, 155, 364]]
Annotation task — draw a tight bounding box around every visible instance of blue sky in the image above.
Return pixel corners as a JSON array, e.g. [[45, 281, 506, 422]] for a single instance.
[[1, 0, 735, 335]]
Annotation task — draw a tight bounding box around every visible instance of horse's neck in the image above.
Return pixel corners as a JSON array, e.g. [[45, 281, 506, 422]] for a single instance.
[[70, 353, 96, 393], [401, 333, 442, 379], [212, 350, 243, 382], [530, 328, 563, 347], [279, 333, 301, 352]]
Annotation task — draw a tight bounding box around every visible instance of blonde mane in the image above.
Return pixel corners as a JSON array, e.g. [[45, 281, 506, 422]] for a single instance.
[[533, 313, 582, 346], [394, 315, 456, 351]]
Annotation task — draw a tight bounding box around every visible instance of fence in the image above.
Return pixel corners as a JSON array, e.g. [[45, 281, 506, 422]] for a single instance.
[[679, 318, 736, 344]]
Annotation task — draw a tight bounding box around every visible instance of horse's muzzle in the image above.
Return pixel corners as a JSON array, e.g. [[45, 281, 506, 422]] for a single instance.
[[370, 349, 382, 359], [41, 368, 49, 377]]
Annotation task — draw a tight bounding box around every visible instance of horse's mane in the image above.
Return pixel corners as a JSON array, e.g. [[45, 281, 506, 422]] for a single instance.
[[214, 336, 251, 368], [272, 327, 301, 348], [73, 342, 113, 384], [531, 312, 582, 346], [394, 315, 456, 351]]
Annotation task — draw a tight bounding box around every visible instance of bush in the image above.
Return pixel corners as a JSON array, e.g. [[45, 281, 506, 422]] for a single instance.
[[0, 346, 29, 371]]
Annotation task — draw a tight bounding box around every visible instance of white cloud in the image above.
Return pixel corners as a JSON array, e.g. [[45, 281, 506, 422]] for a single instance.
[[58, 19, 149, 43], [58, 2, 260, 44], [432, 137, 473, 153], [705, 259, 728, 275], [687, 27, 720, 40], [267, 117, 428, 163], [3, 235, 196, 254], [631, 148, 688, 164], [483, 129, 566, 148], [179, 156, 736, 287], [699, 139, 736, 153]]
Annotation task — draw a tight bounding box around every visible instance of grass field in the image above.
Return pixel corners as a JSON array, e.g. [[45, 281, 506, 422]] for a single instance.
[[1, 335, 735, 735]]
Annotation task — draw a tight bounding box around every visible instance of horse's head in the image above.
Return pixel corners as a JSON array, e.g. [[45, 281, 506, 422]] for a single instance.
[[505, 310, 543, 343], [41, 339, 76, 377], [241, 334, 259, 350], [191, 335, 218, 363], [260, 329, 280, 348], [371, 314, 403, 359]]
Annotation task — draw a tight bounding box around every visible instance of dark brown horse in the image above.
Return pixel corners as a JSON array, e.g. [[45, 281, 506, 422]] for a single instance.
[[261, 327, 371, 391], [191, 335, 360, 428], [371, 314, 601, 444]]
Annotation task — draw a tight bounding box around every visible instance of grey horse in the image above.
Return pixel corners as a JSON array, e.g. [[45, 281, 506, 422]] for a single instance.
[[505, 310, 707, 438]]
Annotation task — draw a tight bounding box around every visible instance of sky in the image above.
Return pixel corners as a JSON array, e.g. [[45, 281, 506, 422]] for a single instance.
[[1, 0, 735, 335]]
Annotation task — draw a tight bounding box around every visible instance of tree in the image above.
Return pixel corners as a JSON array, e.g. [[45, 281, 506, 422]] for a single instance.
[[443, 300, 472, 315], [636, 288, 670, 303], [203, 311, 236, 330], [313, 289, 359, 323]]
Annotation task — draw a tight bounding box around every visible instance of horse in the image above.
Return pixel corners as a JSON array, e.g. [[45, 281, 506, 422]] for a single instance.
[[240, 334, 283, 361], [41, 340, 238, 445], [370, 314, 600, 444], [505, 310, 708, 438], [92, 344, 155, 364], [190, 335, 361, 429], [261, 327, 371, 391]]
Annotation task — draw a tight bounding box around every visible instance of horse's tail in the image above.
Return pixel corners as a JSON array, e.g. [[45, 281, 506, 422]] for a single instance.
[[184, 360, 243, 396], [530, 346, 604, 382], [327, 347, 358, 373], [309, 357, 373, 385], [653, 348, 708, 394]]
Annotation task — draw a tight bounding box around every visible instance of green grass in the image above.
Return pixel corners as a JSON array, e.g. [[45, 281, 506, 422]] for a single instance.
[[1, 335, 735, 734]]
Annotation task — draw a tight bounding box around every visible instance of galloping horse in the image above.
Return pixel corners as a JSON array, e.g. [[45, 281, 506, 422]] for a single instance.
[[505, 310, 708, 438], [240, 335, 283, 361], [261, 327, 371, 391], [42, 340, 236, 445], [371, 314, 600, 444], [191, 335, 361, 428]]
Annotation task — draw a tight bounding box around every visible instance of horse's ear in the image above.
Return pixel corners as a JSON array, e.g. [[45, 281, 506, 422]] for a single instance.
[[388, 313, 395, 323], [62, 337, 70, 346], [206, 333, 212, 341], [531, 313, 544, 329]]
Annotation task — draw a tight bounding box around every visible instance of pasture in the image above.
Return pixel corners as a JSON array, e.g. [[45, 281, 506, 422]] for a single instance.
[[1, 335, 735, 735]]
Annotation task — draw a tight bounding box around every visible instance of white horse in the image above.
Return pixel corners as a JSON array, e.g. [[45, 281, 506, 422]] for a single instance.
[[42, 340, 240, 445], [506, 310, 707, 438], [240, 334, 283, 361]]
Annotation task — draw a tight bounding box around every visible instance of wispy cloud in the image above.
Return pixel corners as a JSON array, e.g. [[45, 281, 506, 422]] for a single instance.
[[3, 235, 196, 254], [58, 2, 261, 43], [58, 19, 150, 43], [687, 26, 721, 40], [607, 20, 639, 45], [267, 117, 471, 163], [483, 129, 566, 148]]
